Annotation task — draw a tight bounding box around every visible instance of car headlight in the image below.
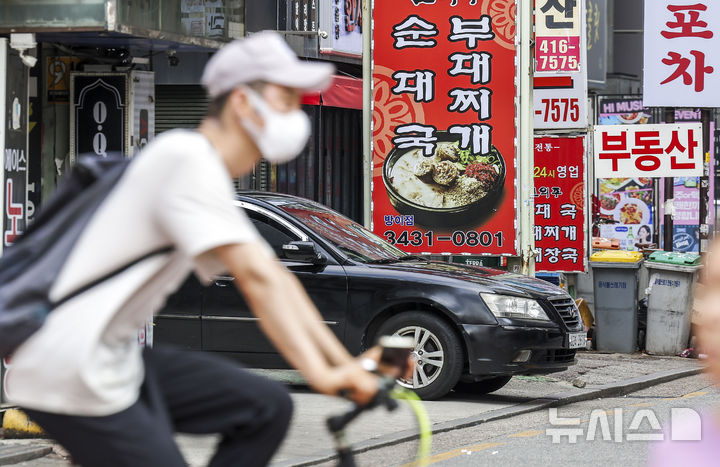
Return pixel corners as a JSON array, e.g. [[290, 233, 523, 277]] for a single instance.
[[480, 293, 550, 321]]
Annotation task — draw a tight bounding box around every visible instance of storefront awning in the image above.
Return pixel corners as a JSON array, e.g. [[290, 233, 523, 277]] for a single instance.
[[303, 75, 362, 110]]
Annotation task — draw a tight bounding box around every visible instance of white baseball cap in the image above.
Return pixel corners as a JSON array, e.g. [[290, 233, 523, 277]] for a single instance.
[[201, 31, 335, 98]]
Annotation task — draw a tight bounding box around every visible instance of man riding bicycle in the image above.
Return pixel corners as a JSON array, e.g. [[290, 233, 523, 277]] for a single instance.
[[7, 31, 380, 466]]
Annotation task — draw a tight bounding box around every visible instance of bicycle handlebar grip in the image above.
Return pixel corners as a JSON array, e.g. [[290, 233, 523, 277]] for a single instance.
[[328, 379, 398, 432], [327, 404, 365, 433]]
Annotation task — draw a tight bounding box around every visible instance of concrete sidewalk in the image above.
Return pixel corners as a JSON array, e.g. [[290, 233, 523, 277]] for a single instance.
[[0, 352, 704, 466]]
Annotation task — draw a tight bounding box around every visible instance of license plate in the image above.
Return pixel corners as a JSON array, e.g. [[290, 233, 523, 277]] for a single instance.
[[568, 332, 587, 349]]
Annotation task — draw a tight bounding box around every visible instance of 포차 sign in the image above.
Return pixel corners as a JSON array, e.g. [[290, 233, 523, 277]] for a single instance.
[[534, 137, 586, 273], [644, 0, 720, 107], [593, 123, 703, 178], [372, 0, 518, 255]]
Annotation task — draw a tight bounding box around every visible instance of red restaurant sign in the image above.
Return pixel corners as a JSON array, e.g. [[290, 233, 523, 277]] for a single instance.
[[534, 136, 586, 272], [372, 0, 518, 255]]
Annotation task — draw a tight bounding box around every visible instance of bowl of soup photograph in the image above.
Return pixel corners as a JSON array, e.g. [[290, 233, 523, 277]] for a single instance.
[[382, 131, 506, 228]]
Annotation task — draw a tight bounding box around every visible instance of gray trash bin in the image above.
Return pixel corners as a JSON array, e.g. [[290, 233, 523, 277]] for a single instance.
[[590, 250, 644, 353], [645, 251, 702, 356]]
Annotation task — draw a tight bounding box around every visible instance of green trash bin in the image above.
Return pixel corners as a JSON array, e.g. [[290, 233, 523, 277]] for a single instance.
[[645, 251, 702, 356], [590, 251, 644, 353]]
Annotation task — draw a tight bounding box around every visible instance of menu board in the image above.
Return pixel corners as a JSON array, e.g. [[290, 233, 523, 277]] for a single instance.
[[371, 0, 518, 255]]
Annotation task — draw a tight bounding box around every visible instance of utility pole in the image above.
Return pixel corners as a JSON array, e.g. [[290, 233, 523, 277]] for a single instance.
[[701, 108, 711, 252], [663, 108, 674, 251], [362, 0, 373, 229], [518, 0, 535, 275]]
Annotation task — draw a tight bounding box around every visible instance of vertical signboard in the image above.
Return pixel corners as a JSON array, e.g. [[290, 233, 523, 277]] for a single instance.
[[534, 137, 586, 272], [586, 0, 607, 85], [657, 110, 715, 252], [27, 64, 41, 224], [129, 71, 155, 156], [372, 0, 518, 255], [293, 0, 319, 32], [533, 0, 588, 129], [535, 0, 581, 72], [3, 47, 28, 252], [0, 40, 4, 403], [644, 1, 720, 107], [1, 42, 28, 403], [70, 73, 129, 163]]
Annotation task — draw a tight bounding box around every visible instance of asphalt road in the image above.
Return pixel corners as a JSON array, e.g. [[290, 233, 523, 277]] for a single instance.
[[4, 369, 710, 467], [345, 374, 717, 467]]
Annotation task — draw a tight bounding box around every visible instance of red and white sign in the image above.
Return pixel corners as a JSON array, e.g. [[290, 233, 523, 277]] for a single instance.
[[533, 0, 588, 129], [371, 0, 518, 255], [534, 137, 586, 273], [535, 0, 581, 72], [593, 123, 703, 178], [644, 1, 720, 107], [536, 36, 580, 72]]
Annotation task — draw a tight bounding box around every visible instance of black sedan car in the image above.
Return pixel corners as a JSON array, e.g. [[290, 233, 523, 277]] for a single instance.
[[155, 193, 585, 400]]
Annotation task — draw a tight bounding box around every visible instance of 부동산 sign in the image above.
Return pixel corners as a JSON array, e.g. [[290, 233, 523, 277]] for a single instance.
[[594, 123, 703, 178], [372, 0, 518, 255], [644, 0, 720, 107]]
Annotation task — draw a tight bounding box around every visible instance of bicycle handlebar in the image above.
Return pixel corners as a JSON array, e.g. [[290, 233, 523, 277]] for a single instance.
[[327, 377, 399, 433]]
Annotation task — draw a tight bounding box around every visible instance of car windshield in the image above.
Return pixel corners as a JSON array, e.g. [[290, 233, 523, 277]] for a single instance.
[[263, 198, 410, 263]]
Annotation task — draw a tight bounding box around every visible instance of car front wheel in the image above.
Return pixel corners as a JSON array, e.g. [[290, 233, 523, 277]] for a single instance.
[[375, 311, 463, 400]]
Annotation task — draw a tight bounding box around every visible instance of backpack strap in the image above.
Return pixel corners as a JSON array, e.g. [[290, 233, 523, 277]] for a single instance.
[[51, 246, 174, 309]]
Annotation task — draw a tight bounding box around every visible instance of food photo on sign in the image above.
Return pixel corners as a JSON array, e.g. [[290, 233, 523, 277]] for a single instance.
[[598, 178, 654, 227], [372, 0, 518, 255]]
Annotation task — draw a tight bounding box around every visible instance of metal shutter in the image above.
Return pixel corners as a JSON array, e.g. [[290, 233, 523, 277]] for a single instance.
[[155, 85, 209, 134]]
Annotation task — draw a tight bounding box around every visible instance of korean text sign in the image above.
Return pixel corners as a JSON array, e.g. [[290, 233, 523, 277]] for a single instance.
[[534, 137, 586, 272], [593, 123, 703, 178], [535, 0, 581, 72], [644, 0, 720, 107], [533, 0, 588, 129], [372, 0, 518, 255]]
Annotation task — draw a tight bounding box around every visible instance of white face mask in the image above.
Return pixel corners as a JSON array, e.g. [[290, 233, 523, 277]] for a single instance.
[[240, 88, 311, 164]]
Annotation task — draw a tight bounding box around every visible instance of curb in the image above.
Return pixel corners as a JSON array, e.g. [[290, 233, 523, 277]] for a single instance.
[[0, 445, 53, 466], [1, 409, 45, 439], [278, 366, 703, 467]]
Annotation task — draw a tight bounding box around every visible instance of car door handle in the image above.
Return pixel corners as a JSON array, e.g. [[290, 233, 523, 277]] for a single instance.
[[214, 276, 235, 287]]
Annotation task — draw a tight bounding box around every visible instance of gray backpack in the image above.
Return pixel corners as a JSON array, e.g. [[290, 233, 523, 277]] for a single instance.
[[0, 155, 170, 357]]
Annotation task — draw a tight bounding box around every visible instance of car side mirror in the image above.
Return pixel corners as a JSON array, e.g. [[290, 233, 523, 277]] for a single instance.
[[281, 241, 326, 265]]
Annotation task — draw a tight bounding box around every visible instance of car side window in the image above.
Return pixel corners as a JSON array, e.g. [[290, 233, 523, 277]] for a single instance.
[[246, 210, 300, 259]]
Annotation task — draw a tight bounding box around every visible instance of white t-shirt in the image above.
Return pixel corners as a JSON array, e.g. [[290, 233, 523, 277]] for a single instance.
[[7, 130, 268, 416]]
